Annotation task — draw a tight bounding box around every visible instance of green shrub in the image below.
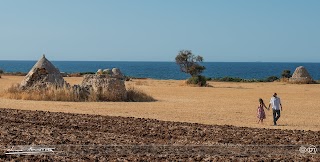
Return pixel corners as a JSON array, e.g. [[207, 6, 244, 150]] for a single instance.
[[266, 76, 279, 82], [212, 77, 243, 82], [225, 77, 242, 82], [187, 75, 207, 86], [281, 70, 291, 78], [79, 72, 95, 75], [0, 69, 4, 74], [211, 76, 279, 82], [187, 76, 198, 84]]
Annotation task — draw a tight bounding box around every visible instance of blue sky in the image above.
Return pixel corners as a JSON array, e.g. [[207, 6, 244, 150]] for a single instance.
[[0, 0, 319, 62]]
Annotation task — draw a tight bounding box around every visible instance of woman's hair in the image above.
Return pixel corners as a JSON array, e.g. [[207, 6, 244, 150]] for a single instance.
[[259, 98, 264, 104]]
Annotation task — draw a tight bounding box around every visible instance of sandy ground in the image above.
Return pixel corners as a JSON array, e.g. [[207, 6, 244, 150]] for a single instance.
[[0, 76, 319, 131]]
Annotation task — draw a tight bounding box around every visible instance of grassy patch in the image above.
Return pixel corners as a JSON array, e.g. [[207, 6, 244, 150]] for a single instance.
[[126, 87, 156, 102], [2, 84, 85, 101], [1, 84, 156, 102]]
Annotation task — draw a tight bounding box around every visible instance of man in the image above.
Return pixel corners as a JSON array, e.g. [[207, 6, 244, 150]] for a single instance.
[[268, 93, 283, 126]]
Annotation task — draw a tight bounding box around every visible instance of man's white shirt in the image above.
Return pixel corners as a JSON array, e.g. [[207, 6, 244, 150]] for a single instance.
[[270, 97, 281, 110]]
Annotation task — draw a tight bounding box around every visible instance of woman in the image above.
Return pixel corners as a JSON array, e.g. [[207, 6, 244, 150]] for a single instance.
[[257, 98, 268, 124]]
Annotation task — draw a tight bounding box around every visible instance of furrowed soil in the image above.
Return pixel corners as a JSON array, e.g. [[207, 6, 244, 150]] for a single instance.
[[0, 108, 319, 161]]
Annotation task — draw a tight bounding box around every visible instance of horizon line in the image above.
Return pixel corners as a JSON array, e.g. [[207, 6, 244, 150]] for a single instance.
[[0, 60, 320, 63]]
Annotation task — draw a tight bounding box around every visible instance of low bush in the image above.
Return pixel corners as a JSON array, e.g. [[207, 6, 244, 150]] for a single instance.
[[79, 72, 95, 75], [216, 77, 243, 82], [266, 76, 279, 82], [211, 76, 279, 82], [187, 75, 207, 87], [8, 72, 27, 76]]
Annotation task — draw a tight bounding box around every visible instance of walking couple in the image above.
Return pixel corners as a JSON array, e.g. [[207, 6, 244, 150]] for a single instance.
[[257, 93, 283, 126]]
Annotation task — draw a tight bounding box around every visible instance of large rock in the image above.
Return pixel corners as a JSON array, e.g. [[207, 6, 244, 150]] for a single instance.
[[20, 55, 67, 89], [96, 69, 103, 75], [103, 69, 112, 75], [289, 66, 314, 84], [112, 68, 123, 79], [81, 68, 127, 101]]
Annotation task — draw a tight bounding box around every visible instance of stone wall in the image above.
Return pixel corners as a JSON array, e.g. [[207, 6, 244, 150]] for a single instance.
[[288, 77, 314, 84]]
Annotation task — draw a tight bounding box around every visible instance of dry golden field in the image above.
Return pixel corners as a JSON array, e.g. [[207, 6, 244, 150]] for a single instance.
[[0, 75, 319, 131]]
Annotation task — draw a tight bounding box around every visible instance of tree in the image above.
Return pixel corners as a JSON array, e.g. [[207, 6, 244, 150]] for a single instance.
[[175, 50, 207, 86], [175, 50, 205, 77], [281, 70, 291, 78]]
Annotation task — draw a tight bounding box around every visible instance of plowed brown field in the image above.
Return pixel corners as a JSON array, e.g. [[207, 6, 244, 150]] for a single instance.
[[0, 108, 319, 161]]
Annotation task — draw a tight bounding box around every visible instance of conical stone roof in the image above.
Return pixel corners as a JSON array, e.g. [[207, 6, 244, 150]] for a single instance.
[[291, 66, 312, 78], [20, 55, 66, 89], [289, 66, 313, 84]]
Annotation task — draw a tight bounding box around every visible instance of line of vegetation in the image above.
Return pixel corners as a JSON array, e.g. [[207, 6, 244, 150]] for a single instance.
[[205, 70, 318, 83], [207, 76, 279, 82], [0, 70, 27, 76]]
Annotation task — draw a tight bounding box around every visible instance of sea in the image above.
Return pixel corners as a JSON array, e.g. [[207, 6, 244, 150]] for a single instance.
[[0, 61, 319, 80]]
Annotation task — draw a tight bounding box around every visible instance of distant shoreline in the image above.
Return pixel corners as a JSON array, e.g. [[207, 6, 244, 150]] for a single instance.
[[1, 61, 320, 80], [1, 74, 319, 84], [1, 60, 320, 63]]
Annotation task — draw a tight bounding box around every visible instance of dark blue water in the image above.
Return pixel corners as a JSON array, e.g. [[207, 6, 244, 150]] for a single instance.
[[0, 61, 319, 80]]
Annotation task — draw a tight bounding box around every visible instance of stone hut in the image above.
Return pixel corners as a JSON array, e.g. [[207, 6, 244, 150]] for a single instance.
[[19, 55, 127, 101], [20, 55, 67, 89], [81, 68, 127, 101], [289, 66, 314, 84]]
